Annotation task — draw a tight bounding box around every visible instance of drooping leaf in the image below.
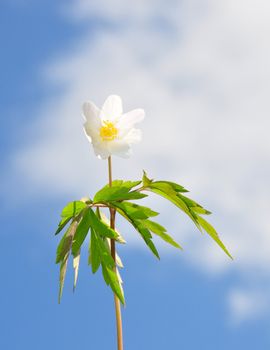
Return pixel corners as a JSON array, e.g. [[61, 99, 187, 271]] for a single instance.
[[100, 212, 126, 244], [177, 194, 211, 215], [134, 220, 160, 259], [113, 203, 160, 259], [58, 252, 69, 304], [55, 216, 72, 235], [141, 173, 232, 258], [101, 263, 125, 305], [89, 228, 101, 273], [197, 216, 233, 259], [105, 238, 124, 268], [72, 209, 91, 256], [73, 251, 80, 292], [145, 182, 201, 230], [90, 227, 125, 304], [143, 219, 183, 250], [88, 207, 121, 240], [56, 220, 79, 264], [112, 201, 159, 220], [95, 231, 115, 269]]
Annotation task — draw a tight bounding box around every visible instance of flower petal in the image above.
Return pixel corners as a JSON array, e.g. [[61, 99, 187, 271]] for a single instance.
[[82, 101, 101, 129], [100, 95, 123, 121], [92, 141, 111, 159], [117, 109, 145, 130], [124, 128, 142, 144], [108, 140, 131, 158], [83, 121, 100, 142]]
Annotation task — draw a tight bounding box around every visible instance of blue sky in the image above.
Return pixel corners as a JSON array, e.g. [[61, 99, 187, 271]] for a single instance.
[[1, 0, 270, 349]]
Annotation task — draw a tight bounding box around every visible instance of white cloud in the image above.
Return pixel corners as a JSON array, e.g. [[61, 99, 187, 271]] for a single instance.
[[228, 288, 269, 325], [8, 0, 270, 321]]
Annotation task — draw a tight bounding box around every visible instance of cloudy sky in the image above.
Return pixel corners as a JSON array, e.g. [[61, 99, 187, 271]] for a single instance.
[[1, 0, 270, 349]]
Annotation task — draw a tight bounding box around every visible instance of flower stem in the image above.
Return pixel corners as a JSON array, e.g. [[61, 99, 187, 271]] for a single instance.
[[108, 156, 124, 350]]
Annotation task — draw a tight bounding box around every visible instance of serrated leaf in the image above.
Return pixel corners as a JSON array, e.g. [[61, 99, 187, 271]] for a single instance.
[[197, 216, 233, 259], [101, 263, 125, 305], [89, 228, 101, 272], [55, 216, 72, 235], [135, 220, 160, 259], [105, 238, 124, 268], [56, 219, 80, 303], [146, 183, 201, 231], [72, 209, 91, 256], [103, 180, 141, 190], [95, 232, 115, 268], [101, 261, 110, 285], [73, 251, 80, 292], [88, 207, 121, 240], [61, 201, 87, 218], [153, 181, 188, 193], [113, 203, 160, 259], [58, 253, 69, 304], [112, 201, 159, 220], [178, 194, 211, 215], [142, 170, 153, 187], [94, 185, 146, 203], [100, 212, 126, 243], [56, 220, 79, 264], [143, 220, 183, 250]]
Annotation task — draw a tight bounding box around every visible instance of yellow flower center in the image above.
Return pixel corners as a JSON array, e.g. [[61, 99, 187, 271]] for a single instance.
[[99, 120, 118, 141]]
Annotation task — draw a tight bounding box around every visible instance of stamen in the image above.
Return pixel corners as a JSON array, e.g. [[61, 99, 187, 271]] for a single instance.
[[100, 121, 118, 141]]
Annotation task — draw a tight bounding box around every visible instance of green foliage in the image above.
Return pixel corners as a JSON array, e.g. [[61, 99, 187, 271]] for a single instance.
[[55, 201, 87, 235], [94, 180, 146, 203], [142, 171, 232, 259], [143, 220, 183, 250], [54, 171, 232, 305]]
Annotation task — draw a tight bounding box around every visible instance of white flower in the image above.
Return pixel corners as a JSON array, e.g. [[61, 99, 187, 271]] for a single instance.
[[82, 95, 145, 159]]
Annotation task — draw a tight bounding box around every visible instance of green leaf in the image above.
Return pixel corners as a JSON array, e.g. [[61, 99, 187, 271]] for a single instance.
[[56, 219, 80, 303], [56, 220, 79, 264], [142, 171, 153, 187], [55, 217, 72, 235], [90, 226, 125, 304], [113, 203, 160, 259], [72, 209, 91, 256], [73, 251, 80, 292], [89, 228, 101, 273], [61, 201, 87, 218], [100, 212, 126, 244], [153, 181, 188, 193], [88, 208, 121, 240], [101, 263, 125, 305], [58, 252, 69, 304], [112, 201, 159, 220], [177, 194, 211, 215], [146, 183, 201, 230], [143, 220, 183, 250], [89, 226, 115, 269], [104, 238, 124, 268], [197, 216, 233, 259], [103, 180, 141, 190], [95, 231, 115, 269], [134, 220, 160, 259], [94, 184, 146, 203]]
